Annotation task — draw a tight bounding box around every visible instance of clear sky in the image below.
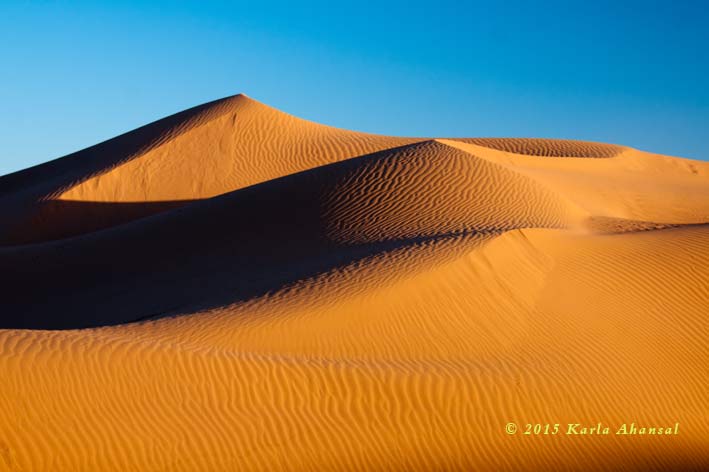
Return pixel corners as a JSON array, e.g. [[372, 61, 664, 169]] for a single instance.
[[1, 1, 708, 176]]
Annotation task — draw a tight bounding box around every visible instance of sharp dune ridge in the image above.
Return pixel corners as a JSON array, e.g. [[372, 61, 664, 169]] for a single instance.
[[1, 95, 708, 471]]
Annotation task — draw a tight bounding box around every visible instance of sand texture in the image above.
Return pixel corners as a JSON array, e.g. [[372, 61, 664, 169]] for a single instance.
[[1, 95, 708, 471]]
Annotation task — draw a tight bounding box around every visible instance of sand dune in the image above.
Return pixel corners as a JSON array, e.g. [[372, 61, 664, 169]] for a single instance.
[[1, 95, 708, 471], [0, 94, 416, 245]]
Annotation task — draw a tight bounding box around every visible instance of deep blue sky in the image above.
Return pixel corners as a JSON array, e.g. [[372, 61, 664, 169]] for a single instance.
[[1, 1, 708, 176]]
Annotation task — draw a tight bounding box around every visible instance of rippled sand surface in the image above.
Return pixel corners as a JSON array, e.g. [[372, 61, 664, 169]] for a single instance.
[[1, 95, 708, 471]]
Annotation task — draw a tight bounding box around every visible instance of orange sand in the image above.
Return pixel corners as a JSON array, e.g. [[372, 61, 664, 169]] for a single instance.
[[0, 95, 708, 470]]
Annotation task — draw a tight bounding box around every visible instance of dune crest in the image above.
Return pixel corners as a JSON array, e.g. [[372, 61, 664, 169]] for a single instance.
[[1, 95, 708, 471], [0, 94, 418, 245]]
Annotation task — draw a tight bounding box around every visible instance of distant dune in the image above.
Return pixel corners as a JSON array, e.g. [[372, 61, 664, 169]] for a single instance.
[[1, 95, 708, 471]]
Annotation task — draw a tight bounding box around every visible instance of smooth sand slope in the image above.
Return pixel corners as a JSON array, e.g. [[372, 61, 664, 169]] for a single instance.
[[1, 95, 708, 471]]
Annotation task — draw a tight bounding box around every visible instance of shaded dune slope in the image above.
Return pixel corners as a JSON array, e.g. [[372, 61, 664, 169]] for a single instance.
[[1, 95, 709, 471], [1, 139, 584, 329]]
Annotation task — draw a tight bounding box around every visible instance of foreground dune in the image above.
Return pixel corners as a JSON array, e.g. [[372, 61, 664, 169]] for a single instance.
[[1, 95, 708, 471]]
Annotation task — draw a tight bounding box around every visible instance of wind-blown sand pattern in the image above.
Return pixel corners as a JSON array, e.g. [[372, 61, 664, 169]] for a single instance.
[[1, 94, 708, 471]]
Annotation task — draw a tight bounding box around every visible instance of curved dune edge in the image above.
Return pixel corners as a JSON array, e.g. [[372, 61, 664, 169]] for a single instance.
[[1, 95, 709, 470]]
